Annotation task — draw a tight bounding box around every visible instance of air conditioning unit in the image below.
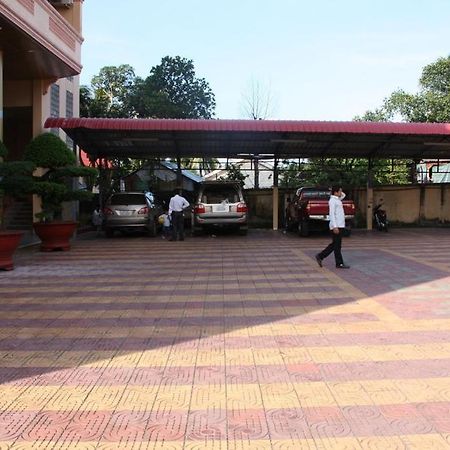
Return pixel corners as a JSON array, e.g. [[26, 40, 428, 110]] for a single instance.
[[48, 0, 73, 7]]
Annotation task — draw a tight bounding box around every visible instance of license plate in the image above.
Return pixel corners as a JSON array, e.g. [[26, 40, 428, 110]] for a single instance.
[[117, 210, 133, 216], [216, 204, 227, 212]]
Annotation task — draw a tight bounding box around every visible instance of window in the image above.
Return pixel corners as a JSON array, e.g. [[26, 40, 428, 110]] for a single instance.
[[50, 84, 60, 135], [66, 91, 73, 118], [110, 194, 147, 205], [50, 84, 60, 117], [201, 185, 240, 203], [66, 135, 74, 149]]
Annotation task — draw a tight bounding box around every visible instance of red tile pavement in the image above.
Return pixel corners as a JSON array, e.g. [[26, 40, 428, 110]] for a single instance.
[[0, 228, 450, 449]]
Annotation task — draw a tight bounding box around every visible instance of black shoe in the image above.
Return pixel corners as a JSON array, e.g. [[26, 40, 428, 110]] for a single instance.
[[315, 254, 323, 267], [336, 264, 350, 269]]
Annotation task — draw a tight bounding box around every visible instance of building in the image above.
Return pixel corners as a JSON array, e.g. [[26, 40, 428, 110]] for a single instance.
[[417, 160, 450, 183], [123, 160, 203, 206], [0, 0, 83, 227], [203, 159, 275, 189]]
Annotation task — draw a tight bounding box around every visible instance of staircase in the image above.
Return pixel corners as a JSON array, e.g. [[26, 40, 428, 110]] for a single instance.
[[3, 199, 33, 231]]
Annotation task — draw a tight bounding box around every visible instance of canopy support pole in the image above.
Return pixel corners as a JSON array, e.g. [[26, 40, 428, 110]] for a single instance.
[[272, 158, 279, 231], [366, 158, 373, 230], [176, 155, 182, 190]]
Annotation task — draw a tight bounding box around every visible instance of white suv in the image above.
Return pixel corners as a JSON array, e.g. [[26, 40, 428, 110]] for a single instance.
[[192, 181, 248, 235]]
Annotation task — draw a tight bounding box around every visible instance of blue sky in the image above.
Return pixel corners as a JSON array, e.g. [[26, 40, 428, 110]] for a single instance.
[[81, 0, 450, 121]]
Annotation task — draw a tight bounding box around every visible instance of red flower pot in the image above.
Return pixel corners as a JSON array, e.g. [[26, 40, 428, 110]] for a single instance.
[[0, 231, 23, 270], [33, 221, 77, 252]]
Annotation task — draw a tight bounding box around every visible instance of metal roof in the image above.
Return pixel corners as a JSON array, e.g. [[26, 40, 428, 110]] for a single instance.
[[159, 160, 203, 183], [44, 118, 450, 160]]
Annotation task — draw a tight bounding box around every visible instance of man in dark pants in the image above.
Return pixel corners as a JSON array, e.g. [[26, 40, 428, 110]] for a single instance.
[[168, 189, 190, 241], [316, 185, 350, 269]]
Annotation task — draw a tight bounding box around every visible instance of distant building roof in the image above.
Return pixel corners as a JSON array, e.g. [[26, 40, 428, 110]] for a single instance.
[[160, 160, 203, 183], [203, 159, 275, 189]]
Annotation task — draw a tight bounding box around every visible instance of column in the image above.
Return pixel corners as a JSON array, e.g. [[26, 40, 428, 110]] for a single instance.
[[0, 51, 3, 141], [176, 156, 182, 190], [31, 80, 46, 220], [272, 158, 279, 230], [366, 159, 373, 230]]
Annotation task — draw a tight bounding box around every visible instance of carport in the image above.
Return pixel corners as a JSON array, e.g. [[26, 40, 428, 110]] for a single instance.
[[44, 118, 450, 230]]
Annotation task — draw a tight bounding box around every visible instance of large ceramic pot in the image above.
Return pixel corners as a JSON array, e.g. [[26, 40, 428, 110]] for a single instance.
[[33, 221, 77, 252], [0, 231, 23, 270]]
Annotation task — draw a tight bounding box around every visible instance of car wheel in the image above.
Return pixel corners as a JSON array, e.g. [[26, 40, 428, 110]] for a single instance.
[[105, 228, 114, 238], [191, 227, 202, 237], [298, 220, 309, 237], [239, 227, 248, 236]]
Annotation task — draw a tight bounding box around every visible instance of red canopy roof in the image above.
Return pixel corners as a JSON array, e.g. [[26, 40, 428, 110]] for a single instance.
[[44, 118, 450, 160], [45, 117, 450, 134]]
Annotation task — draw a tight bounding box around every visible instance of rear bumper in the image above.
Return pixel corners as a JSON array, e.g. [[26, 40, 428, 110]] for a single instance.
[[308, 214, 354, 221], [194, 213, 247, 226], [104, 217, 150, 228]]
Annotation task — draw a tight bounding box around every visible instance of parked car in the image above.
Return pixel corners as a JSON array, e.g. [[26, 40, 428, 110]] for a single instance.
[[192, 181, 248, 235], [286, 187, 355, 236], [103, 191, 163, 237]]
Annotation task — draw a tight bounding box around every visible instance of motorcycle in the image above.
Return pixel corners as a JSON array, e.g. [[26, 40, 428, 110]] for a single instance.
[[373, 201, 388, 232]]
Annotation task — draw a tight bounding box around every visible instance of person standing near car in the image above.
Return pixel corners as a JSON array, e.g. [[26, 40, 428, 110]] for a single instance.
[[92, 204, 103, 237], [158, 209, 172, 239], [315, 185, 350, 269], [169, 189, 190, 241]]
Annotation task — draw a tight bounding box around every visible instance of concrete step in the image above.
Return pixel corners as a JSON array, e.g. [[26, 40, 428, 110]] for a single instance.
[[3, 200, 33, 230]]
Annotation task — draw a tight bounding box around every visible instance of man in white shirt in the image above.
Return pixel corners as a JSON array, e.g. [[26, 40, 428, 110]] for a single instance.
[[168, 190, 190, 241], [315, 185, 350, 269]]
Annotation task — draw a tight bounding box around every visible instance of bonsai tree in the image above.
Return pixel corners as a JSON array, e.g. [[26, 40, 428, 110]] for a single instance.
[[23, 133, 98, 222], [0, 139, 35, 228]]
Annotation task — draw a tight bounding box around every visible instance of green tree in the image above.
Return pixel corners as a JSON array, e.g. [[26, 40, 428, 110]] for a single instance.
[[81, 65, 136, 118], [91, 64, 136, 117], [80, 58, 217, 191], [279, 158, 410, 188], [220, 163, 248, 187], [24, 133, 97, 221], [180, 157, 218, 176], [128, 56, 216, 119], [353, 108, 390, 122], [359, 56, 450, 123]]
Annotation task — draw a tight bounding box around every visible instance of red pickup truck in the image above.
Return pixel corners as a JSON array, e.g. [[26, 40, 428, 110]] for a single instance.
[[286, 187, 356, 236]]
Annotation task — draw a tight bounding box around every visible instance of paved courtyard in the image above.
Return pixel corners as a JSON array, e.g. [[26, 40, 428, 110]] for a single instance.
[[1, 228, 450, 449]]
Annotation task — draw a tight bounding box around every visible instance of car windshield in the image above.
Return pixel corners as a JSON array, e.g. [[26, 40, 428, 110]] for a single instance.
[[300, 190, 330, 199], [201, 186, 240, 204], [110, 194, 146, 205]]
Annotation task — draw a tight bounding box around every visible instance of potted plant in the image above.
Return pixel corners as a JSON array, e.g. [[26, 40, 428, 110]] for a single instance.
[[0, 140, 35, 269], [24, 133, 97, 251]]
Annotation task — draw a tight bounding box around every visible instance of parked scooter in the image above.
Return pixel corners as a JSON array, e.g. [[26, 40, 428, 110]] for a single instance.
[[373, 200, 388, 231]]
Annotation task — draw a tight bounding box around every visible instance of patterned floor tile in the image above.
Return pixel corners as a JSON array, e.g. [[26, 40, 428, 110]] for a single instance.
[[1, 229, 450, 448]]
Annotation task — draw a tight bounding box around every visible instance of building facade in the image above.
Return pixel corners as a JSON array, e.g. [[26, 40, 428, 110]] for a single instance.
[[203, 159, 275, 189], [0, 0, 83, 225]]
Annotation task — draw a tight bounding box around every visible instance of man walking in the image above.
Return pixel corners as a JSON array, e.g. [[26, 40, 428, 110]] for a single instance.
[[168, 189, 190, 241], [316, 185, 350, 269]]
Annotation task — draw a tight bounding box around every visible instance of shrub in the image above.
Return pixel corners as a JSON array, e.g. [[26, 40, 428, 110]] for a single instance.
[[24, 133, 98, 222], [24, 133, 76, 168], [0, 140, 35, 228]]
